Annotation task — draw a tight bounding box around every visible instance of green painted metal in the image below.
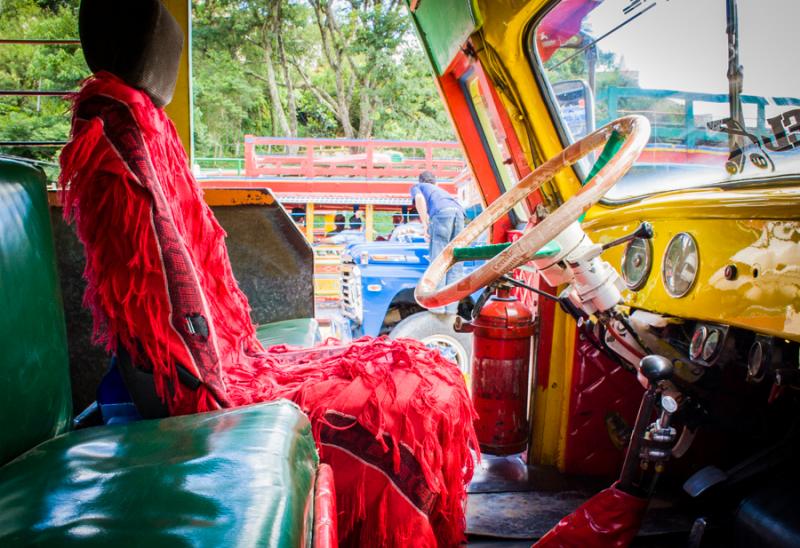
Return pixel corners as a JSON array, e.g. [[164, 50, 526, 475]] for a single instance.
[[453, 240, 562, 262], [0, 157, 72, 466], [579, 129, 625, 222], [410, 0, 478, 75], [598, 87, 800, 148], [256, 318, 321, 349], [585, 130, 626, 184], [0, 401, 318, 546]]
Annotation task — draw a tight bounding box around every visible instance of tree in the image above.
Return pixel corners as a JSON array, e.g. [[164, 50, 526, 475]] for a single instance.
[[1, 0, 456, 164], [0, 0, 85, 164]]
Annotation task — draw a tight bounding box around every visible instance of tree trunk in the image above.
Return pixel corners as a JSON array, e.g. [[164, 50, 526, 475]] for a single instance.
[[278, 32, 298, 138], [262, 36, 291, 137]]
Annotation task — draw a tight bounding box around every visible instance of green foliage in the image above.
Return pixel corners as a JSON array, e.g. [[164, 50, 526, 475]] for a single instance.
[[1, 0, 454, 166], [0, 0, 85, 165], [191, 0, 455, 156]]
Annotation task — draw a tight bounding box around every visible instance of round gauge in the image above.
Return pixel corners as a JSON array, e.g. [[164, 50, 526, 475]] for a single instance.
[[621, 238, 652, 290], [702, 329, 721, 362], [689, 325, 708, 360], [662, 233, 699, 298]]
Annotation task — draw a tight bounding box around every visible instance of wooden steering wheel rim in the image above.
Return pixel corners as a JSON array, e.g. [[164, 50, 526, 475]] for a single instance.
[[415, 115, 651, 309]]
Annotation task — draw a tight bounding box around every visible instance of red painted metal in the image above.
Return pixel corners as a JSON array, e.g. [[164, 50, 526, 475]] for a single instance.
[[563, 332, 644, 476], [535, 481, 648, 547], [467, 286, 535, 455], [438, 58, 512, 243], [196, 178, 456, 196], [244, 136, 466, 181], [312, 463, 338, 548], [639, 147, 727, 165]]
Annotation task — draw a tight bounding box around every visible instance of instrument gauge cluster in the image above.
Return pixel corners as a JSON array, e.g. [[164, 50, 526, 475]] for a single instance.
[[688, 323, 727, 367], [616, 227, 701, 299]]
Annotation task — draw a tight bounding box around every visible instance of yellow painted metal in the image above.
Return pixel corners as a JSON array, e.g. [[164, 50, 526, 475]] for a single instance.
[[162, 0, 193, 159], [365, 204, 375, 242], [584, 186, 800, 342], [201, 188, 276, 206], [530, 304, 576, 467], [472, 0, 584, 208], [305, 202, 315, 241], [51, 187, 275, 208], [314, 244, 344, 302]]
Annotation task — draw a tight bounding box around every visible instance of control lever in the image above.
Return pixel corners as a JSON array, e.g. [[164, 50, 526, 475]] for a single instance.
[[601, 222, 654, 252], [618, 355, 674, 495], [565, 221, 652, 267]]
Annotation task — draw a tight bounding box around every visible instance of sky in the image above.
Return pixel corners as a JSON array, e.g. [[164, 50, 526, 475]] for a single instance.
[[579, 0, 799, 120]]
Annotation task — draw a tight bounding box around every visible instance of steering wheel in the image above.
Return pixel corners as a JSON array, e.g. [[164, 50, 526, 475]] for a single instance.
[[415, 115, 651, 309]]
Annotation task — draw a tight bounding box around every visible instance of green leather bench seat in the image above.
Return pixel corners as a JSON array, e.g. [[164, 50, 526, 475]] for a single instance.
[[0, 158, 72, 466], [0, 156, 325, 546], [257, 318, 320, 349], [0, 401, 318, 546]]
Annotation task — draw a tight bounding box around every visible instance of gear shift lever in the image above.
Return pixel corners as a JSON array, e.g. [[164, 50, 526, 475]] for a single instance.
[[618, 355, 675, 494], [640, 354, 674, 383]]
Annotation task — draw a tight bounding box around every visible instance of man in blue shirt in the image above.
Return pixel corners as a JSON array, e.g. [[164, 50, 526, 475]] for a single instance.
[[410, 171, 466, 314]]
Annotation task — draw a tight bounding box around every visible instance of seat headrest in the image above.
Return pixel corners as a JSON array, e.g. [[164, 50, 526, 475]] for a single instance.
[[79, 0, 183, 108]]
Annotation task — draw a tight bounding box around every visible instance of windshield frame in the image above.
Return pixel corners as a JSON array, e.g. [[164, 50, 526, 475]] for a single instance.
[[524, 0, 800, 205]]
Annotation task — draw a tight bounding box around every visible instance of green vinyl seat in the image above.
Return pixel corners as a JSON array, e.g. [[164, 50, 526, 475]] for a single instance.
[[257, 317, 321, 349], [0, 157, 323, 546], [0, 401, 317, 547]]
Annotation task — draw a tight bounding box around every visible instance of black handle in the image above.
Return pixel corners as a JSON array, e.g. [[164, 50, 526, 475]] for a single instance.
[[601, 221, 654, 251]]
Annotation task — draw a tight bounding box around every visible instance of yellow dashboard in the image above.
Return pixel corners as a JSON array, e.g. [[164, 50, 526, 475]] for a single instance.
[[583, 185, 800, 342]]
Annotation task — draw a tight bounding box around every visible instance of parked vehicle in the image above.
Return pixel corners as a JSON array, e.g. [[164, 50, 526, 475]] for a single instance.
[[339, 221, 483, 377], [4, 0, 799, 545], [405, 0, 800, 543]]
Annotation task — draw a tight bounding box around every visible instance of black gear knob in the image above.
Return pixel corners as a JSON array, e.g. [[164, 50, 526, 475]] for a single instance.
[[639, 355, 673, 384]]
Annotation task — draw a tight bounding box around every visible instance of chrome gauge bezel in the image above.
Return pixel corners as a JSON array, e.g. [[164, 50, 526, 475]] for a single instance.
[[702, 329, 721, 362], [620, 237, 653, 291], [662, 232, 699, 298], [689, 325, 708, 361]]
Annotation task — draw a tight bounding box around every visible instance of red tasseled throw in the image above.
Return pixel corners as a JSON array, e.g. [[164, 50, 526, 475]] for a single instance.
[[60, 72, 478, 547]]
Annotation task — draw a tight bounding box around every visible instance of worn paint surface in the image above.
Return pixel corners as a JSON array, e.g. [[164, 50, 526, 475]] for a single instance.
[[410, 0, 479, 75]]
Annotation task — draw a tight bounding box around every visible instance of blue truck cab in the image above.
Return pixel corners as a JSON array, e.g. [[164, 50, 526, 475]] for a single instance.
[[338, 223, 482, 376]]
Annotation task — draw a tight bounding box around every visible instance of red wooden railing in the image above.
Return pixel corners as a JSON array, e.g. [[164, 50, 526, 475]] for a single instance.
[[244, 136, 466, 180]]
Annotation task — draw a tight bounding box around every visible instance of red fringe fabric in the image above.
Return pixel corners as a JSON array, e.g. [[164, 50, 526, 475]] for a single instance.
[[59, 73, 477, 546]]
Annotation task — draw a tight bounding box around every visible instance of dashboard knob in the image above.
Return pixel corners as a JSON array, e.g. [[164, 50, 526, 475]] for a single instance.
[[640, 355, 674, 383]]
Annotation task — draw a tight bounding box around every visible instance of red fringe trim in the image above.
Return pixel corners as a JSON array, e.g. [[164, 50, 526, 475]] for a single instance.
[[59, 72, 478, 546]]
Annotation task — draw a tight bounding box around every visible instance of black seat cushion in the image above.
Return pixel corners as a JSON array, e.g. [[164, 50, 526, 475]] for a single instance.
[[79, 0, 183, 108]]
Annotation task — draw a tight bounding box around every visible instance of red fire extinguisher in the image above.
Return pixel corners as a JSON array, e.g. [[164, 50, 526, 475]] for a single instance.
[[455, 283, 535, 455]]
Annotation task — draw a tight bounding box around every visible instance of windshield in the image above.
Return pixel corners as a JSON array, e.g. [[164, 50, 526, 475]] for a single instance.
[[532, 0, 800, 201]]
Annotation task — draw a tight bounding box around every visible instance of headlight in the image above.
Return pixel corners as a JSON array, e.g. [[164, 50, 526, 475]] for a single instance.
[[621, 237, 652, 290], [662, 232, 698, 298]]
